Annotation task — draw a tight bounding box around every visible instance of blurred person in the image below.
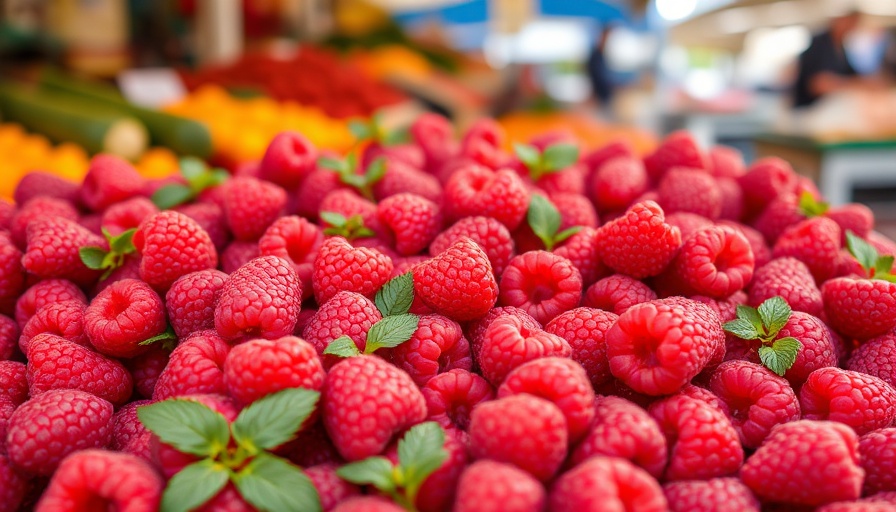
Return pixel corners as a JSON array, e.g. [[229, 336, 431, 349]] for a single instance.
[[587, 23, 617, 108]]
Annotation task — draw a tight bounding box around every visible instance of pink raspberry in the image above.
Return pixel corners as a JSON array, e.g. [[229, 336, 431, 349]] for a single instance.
[[23, 217, 104, 285], [84, 278, 167, 358], [389, 314, 471, 387], [589, 156, 648, 212], [9, 196, 79, 248], [258, 130, 317, 189], [553, 226, 606, 287], [800, 367, 896, 435], [223, 335, 324, 405], [550, 456, 668, 512], [258, 215, 323, 299], [860, 428, 896, 495], [583, 274, 657, 314], [80, 154, 144, 211], [672, 225, 754, 298], [15, 279, 86, 327], [152, 331, 230, 400], [459, 119, 507, 170], [570, 395, 668, 478], [429, 216, 514, 277], [7, 389, 113, 475], [19, 299, 87, 352], [773, 216, 842, 283], [422, 368, 494, 432], [305, 463, 360, 512], [215, 256, 302, 341], [716, 177, 745, 221], [133, 210, 218, 292], [644, 130, 707, 182], [824, 277, 896, 340], [373, 161, 443, 204], [312, 236, 393, 304], [13, 170, 79, 205], [477, 315, 571, 386], [443, 166, 530, 230], [658, 167, 723, 219], [741, 420, 863, 506], [595, 200, 683, 279], [100, 196, 159, 236], [709, 145, 745, 177], [413, 238, 498, 322], [748, 257, 823, 316], [175, 201, 230, 251], [465, 306, 541, 359], [663, 478, 760, 512], [110, 399, 152, 453], [220, 240, 259, 274], [0, 232, 24, 316], [544, 307, 617, 387], [165, 269, 228, 339], [221, 176, 287, 241], [453, 460, 545, 512], [302, 291, 382, 367], [376, 193, 442, 256], [410, 113, 457, 171], [665, 212, 714, 242], [738, 157, 798, 219], [498, 251, 582, 324], [848, 333, 896, 388]]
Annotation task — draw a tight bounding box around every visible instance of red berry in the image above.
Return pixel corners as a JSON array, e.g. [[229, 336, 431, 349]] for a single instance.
[[823, 277, 896, 340], [671, 225, 755, 298], [0, 360, 27, 406], [553, 226, 607, 287], [644, 130, 707, 183], [377, 193, 442, 256], [498, 251, 582, 324], [422, 368, 494, 432], [800, 367, 896, 435], [595, 200, 682, 279], [430, 216, 514, 278], [305, 463, 361, 512], [100, 197, 159, 237], [550, 456, 668, 512], [738, 157, 798, 219], [110, 399, 152, 454], [312, 236, 393, 304], [477, 315, 571, 386], [709, 145, 745, 178], [220, 240, 259, 274], [748, 257, 823, 317], [0, 452, 28, 512], [133, 210, 218, 292], [860, 428, 896, 495], [658, 167, 723, 219], [773, 216, 841, 283], [80, 154, 144, 211], [848, 333, 896, 389], [779, 311, 840, 387], [152, 331, 230, 400], [663, 478, 760, 512], [15, 279, 86, 327], [389, 314, 471, 387], [223, 335, 324, 405], [258, 215, 323, 299], [19, 300, 87, 352], [583, 274, 657, 315], [0, 232, 24, 316], [166, 269, 228, 339], [331, 496, 406, 512], [14, 170, 79, 206], [665, 211, 714, 242], [10, 196, 79, 248], [258, 130, 317, 189], [373, 161, 443, 204], [215, 256, 302, 341], [23, 216, 104, 285], [84, 278, 166, 358], [221, 176, 287, 241], [175, 201, 230, 251], [544, 307, 617, 387], [413, 238, 498, 322], [443, 166, 530, 230], [302, 291, 382, 367], [453, 460, 545, 512], [589, 156, 648, 212]]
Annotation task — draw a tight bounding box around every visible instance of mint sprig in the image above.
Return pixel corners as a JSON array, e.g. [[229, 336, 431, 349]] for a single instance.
[[320, 211, 375, 241], [348, 113, 409, 146], [527, 194, 582, 251], [513, 142, 579, 181], [138, 324, 178, 350], [138, 388, 322, 512], [337, 422, 447, 510], [375, 272, 415, 317], [318, 153, 386, 201], [79, 227, 138, 280], [846, 230, 896, 282], [798, 191, 829, 217], [151, 157, 229, 210], [723, 296, 802, 376]]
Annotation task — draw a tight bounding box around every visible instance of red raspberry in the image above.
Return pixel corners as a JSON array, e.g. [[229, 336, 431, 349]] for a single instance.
[[133, 210, 218, 292], [550, 456, 668, 512], [165, 269, 228, 339], [389, 314, 471, 387], [84, 278, 166, 358], [583, 139, 636, 174], [570, 395, 667, 477], [659, 167, 722, 219], [373, 161, 443, 205], [19, 299, 87, 352], [0, 232, 24, 316], [800, 367, 896, 435], [302, 291, 382, 367], [453, 460, 545, 512], [716, 177, 745, 221], [110, 399, 151, 453], [824, 277, 896, 340], [773, 216, 842, 283], [848, 333, 896, 388], [0, 452, 28, 512], [465, 306, 541, 360], [0, 314, 16, 360], [26, 333, 133, 406], [752, 193, 804, 244], [223, 335, 324, 405], [498, 251, 582, 324], [665, 212, 714, 242], [305, 463, 361, 512], [738, 157, 798, 219], [215, 255, 302, 341], [709, 145, 746, 177], [779, 311, 839, 386], [422, 368, 494, 433], [413, 238, 498, 321], [607, 298, 722, 395], [589, 156, 648, 212], [817, 500, 896, 512], [553, 226, 607, 287], [323, 355, 426, 461], [193, 483, 254, 512], [15, 278, 86, 327], [708, 360, 800, 448], [331, 497, 405, 512], [741, 420, 863, 506], [430, 216, 514, 277], [443, 166, 530, 230], [258, 215, 323, 299], [23, 217, 104, 285], [283, 422, 342, 468], [152, 331, 230, 400], [550, 192, 597, 229], [469, 393, 567, 481], [176, 201, 230, 251], [126, 345, 169, 399], [459, 119, 506, 170], [312, 236, 393, 304], [220, 240, 259, 274], [0, 360, 27, 406], [544, 307, 617, 387], [13, 170, 80, 205], [748, 257, 823, 316], [6, 389, 113, 475], [293, 167, 343, 219], [410, 113, 457, 171], [319, 189, 382, 236], [100, 197, 159, 236], [79, 154, 144, 211], [828, 203, 875, 243], [221, 176, 287, 241], [10, 196, 79, 248], [644, 130, 707, 182], [478, 315, 571, 386], [258, 130, 317, 189], [595, 200, 683, 279], [860, 428, 896, 495], [377, 193, 442, 256], [671, 225, 754, 298], [663, 478, 760, 512], [583, 274, 657, 314], [718, 220, 772, 267]]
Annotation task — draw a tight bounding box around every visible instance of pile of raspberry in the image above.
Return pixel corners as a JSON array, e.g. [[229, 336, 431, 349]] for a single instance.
[[2, 116, 896, 512]]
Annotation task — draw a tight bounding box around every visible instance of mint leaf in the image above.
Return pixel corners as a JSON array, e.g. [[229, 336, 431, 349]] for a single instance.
[[365, 314, 419, 353], [382, 126, 410, 146], [231, 388, 320, 454], [875, 255, 894, 277], [527, 194, 562, 251], [396, 422, 447, 501], [232, 453, 322, 512], [758, 336, 802, 376], [375, 273, 415, 317], [323, 335, 361, 358], [555, 226, 583, 245], [109, 228, 137, 255], [137, 399, 230, 457], [179, 157, 207, 182], [160, 459, 229, 512], [318, 156, 346, 173], [365, 158, 387, 185], [846, 230, 879, 275], [757, 297, 792, 338], [798, 192, 829, 217], [319, 211, 347, 228], [79, 247, 108, 270], [152, 183, 195, 210], [139, 325, 177, 346], [542, 143, 579, 171], [735, 304, 765, 335], [349, 120, 373, 141], [723, 318, 760, 340], [336, 456, 396, 493], [513, 143, 541, 168]]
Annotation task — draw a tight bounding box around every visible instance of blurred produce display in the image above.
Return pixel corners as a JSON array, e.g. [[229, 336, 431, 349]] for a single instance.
[[0, 123, 89, 199], [498, 111, 657, 154]]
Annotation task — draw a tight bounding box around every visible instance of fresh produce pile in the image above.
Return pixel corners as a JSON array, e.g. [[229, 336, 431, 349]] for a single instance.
[[2, 114, 896, 512]]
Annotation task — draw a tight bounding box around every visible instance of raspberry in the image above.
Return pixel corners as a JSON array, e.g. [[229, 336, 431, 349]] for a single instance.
[[100, 197, 159, 236], [709, 145, 745, 177], [773, 216, 842, 283], [215, 256, 302, 341], [302, 291, 382, 367], [26, 333, 133, 406], [305, 463, 360, 512], [817, 500, 896, 512], [312, 236, 393, 304], [390, 314, 471, 387], [221, 176, 287, 241], [258, 215, 323, 299], [453, 460, 545, 512], [165, 269, 228, 339], [429, 216, 514, 277], [553, 226, 606, 287], [126, 345, 169, 399], [595, 200, 682, 279], [294, 167, 343, 219], [671, 225, 754, 298], [716, 177, 745, 221], [193, 484, 254, 512], [331, 497, 405, 512], [0, 232, 24, 316], [551, 192, 597, 229], [477, 315, 571, 386], [223, 335, 325, 405], [319, 189, 382, 235], [823, 277, 896, 340], [544, 307, 617, 387], [663, 478, 760, 512], [258, 130, 317, 189], [644, 130, 707, 183], [10, 196, 80, 248], [79, 154, 144, 211], [0, 314, 16, 360], [708, 360, 800, 448], [583, 139, 636, 175], [283, 422, 342, 468], [738, 157, 798, 219], [741, 420, 863, 506], [607, 298, 723, 395], [110, 399, 151, 452], [422, 368, 494, 431], [84, 278, 166, 358], [549, 456, 668, 512], [571, 395, 667, 477], [175, 201, 230, 251], [800, 367, 896, 435], [469, 394, 567, 481], [413, 238, 498, 322], [719, 220, 772, 267], [848, 333, 896, 388], [582, 274, 657, 315], [857, 429, 896, 497], [665, 212, 714, 242], [748, 257, 823, 317], [19, 299, 88, 352], [443, 165, 530, 230], [589, 156, 648, 212], [778, 311, 839, 386], [828, 203, 875, 242], [498, 251, 582, 324], [0, 360, 27, 405], [220, 240, 259, 274], [373, 161, 443, 204], [659, 167, 723, 219], [376, 193, 442, 256], [15, 278, 87, 327], [323, 355, 426, 461], [133, 210, 218, 292], [0, 452, 28, 512], [23, 217, 104, 285], [459, 119, 506, 170], [13, 170, 80, 205], [752, 193, 804, 244], [6, 389, 113, 476], [152, 331, 230, 400], [410, 113, 457, 171]]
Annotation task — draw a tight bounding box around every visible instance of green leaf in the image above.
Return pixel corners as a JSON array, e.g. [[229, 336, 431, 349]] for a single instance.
[[152, 183, 195, 210], [396, 422, 447, 501], [323, 336, 361, 358], [160, 459, 230, 512], [209, 168, 230, 186], [542, 143, 580, 171], [555, 226, 583, 245], [231, 388, 320, 453], [875, 255, 894, 277], [232, 453, 322, 512], [137, 399, 230, 457], [79, 246, 108, 270], [798, 191, 829, 217], [365, 314, 419, 353], [319, 211, 347, 228], [139, 325, 177, 346], [375, 273, 415, 317], [336, 456, 396, 493], [513, 143, 541, 168], [340, 173, 366, 189], [735, 304, 765, 335], [382, 126, 410, 146], [318, 156, 346, 173], [757, 296, 792, 338], [723, 318, 761, 340], [846, 230, 879, 275], [179, 157, 207, 182], [364, 158, 387, 185], [758, 337, 802, 376], [349, 120, 373, 141], [109, 228, 137, 255], [527, 195, 561, 250]]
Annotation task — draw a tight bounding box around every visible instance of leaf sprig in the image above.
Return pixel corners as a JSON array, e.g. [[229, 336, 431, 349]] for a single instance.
[[320, 211, 375, 241], [348, 113, 409, 147], [513, 142, 580, 181], [151, 157, 230, 210], [79, 227, 138, 280], [723, 296, 802, 376], [526, 194, 582, 251], [845, 230, 896, 282], [318, 153, 386, 201]]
